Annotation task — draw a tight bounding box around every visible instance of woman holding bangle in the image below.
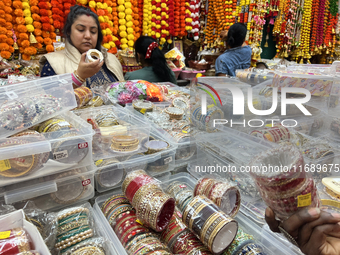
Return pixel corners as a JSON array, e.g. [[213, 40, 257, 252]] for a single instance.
[[39, 5, 124, 88]]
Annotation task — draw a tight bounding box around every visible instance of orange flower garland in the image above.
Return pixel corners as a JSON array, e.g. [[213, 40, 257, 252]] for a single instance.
[[131, 0, 139, 40], [39, 0, 54, 52], [51, 0, 63, 33], [0, 0, 13, 59]]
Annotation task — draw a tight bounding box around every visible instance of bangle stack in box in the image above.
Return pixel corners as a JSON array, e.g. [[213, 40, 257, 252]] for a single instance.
[[249, 143, 320, 220], [194, 178, 241, 218], [122, 170, 175, 232]]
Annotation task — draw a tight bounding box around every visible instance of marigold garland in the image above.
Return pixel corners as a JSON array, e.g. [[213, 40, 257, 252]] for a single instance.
[[0, 1, 12, 59], [40, 0, 54, 52]]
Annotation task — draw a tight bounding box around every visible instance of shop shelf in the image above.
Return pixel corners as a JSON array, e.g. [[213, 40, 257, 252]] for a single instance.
[[0, 111, 94, 187], [0, 73, 76, 139], [1, 165, 96, 211], [74, 105, 151, 161]]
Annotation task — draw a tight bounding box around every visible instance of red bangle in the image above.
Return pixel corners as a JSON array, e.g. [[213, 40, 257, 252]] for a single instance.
[[125, 175, 155, 202]]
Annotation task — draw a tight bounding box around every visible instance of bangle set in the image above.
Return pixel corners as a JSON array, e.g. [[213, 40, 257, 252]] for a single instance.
[[110, 135, 140, 153], [55, 207, 94, 253], [192, 105, 224, 132], [0, 95, 61, 132], [145, 140, 170, 154], [183, 195, 238, 254], [122, 170, 175, 232], [132, 100, 154, 113], [101, 194, 171, 254], [0, 131, 49, 178], [250, 124, 291, 143], [0, 228, 32, 254], [166, 181, 194, 212], [172, 97, 189, 111], [74, 87, 93, 108], [250, 144, 320, 220], [72, 70, 86, 87], [194, 178, 241, 218], [49, 169, 90, 205], [95, 112, 119, 127], [223, 228, 255, 255], [170, 230, 211, 255], [165, 107, 184, 120]]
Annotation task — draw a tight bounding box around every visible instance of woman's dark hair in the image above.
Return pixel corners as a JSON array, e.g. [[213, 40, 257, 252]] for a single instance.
[[226, 23, 247, 48], [64, 5, 103, 51], [134, 36, 172, 83]]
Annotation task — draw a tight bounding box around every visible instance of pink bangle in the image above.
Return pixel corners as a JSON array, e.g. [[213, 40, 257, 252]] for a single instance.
[[72, 72, 83, 87]]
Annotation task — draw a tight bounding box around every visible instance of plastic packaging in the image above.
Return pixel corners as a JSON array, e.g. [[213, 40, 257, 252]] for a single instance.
[[0, 228, 34, 254], [166, 181, 193, 212], [122, 170, 175, 232], [194, 178, 241, 218], [55, 205, 94, 254], [106, 80, 163, 106], [62, 237, 107, 255], [249, 144, 320, 220], [17, 251, 41, 255], [182, 195, 238, 254], [0, 73, 76, 139]]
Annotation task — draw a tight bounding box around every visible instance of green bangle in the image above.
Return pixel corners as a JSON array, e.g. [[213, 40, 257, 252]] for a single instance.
[[57, 226, 90, 243], [58, 212, 88, 225], [58, 215, 88, 228], [57, 224, 90, 239]]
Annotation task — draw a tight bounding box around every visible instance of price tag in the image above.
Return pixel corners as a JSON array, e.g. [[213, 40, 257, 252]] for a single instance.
[[176, 211, 182, 218], [179, 185, 187, 188], [0, 160, 11, 172], [53, 150, 69, 160], [136, 219, 143, 225], [140, 108, 146, 114], [297, 193, 312, 207], [182, 130, 188, 133], [0, 231, 11, 239], [164, 156, 173, 164], [82, 179, 91, 186], [263, 76, 267, 80], [265, 124, 273, 127], [78, 142, 88, 149], [207, 104, 215, 109], [95, 159, 103, 166], [56, 36, 61, 42]]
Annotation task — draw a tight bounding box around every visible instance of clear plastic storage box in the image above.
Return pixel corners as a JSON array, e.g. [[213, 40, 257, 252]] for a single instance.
[[0, 73, 76, 139], [94, 132, 177, 193], [0, 111, 94, 187], [74, 105, 151, 161], [1, 165, 95, 211], [93, 172, 302, 255]]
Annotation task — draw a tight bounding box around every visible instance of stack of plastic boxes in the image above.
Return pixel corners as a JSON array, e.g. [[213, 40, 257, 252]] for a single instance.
[[122, 85, 196, 169], [0, 74, 95, 210]]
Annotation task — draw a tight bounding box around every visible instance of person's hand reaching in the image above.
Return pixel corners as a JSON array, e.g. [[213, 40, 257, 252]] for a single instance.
[[265, 207, 340, 255]]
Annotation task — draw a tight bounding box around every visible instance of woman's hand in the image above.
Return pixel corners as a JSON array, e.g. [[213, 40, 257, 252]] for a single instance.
[[77, 52, 104, 80], [265, 207, 340, 255]]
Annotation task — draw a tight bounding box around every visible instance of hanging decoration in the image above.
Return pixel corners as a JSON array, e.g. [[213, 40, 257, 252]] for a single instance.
[[0, 0, 13, 59]]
